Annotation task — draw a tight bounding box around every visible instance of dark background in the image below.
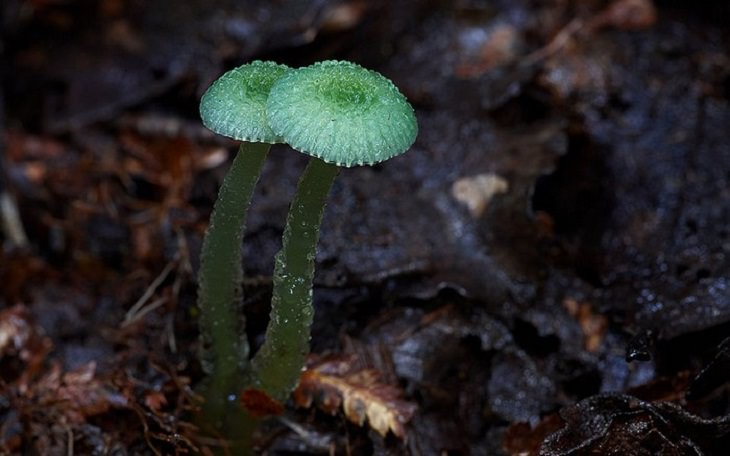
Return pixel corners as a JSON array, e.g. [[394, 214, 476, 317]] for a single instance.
[[1, 0, 729, 454]]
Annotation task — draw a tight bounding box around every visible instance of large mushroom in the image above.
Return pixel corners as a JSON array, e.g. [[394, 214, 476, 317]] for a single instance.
[[246, 60, 418, 402]]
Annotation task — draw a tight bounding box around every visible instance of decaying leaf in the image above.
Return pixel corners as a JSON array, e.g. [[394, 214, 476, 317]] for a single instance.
[[686, 337, 730, 401], [502, 414, 564, 456], [0, 305, 52, 389], [293, 354, 416, 439], [562, 298, 607, 352], [451, 173, 509, 218], [540, 394, 730, 455], [144, 390, 168, 412], [240, 388, 285, 418], [591, 0, 657, 31], [31, 362, 129, 424]]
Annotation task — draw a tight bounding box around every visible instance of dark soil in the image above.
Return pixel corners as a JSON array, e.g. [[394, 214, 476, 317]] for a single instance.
[[1, 0, 729, 454]]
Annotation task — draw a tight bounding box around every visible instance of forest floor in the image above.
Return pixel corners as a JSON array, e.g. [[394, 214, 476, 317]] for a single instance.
[[1, 0, 730, 454]]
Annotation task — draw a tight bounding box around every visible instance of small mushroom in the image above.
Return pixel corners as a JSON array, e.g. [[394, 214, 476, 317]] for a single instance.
[[200, 60, 289, 144], [247, 60, 418, 402], [196, 60, 289, 430]]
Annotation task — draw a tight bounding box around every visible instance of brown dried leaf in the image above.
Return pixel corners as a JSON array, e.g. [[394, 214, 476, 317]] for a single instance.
[[540, 394, 730, 455], [562, 298, 607, 352], [293, 355, 416, 439], [0, 252, 54, 304], [502, 414, 564, 456], [240, 388, 285, 418], [451, 173, 509, 218], [455, 24, 522, 78], [31, 362, 129, 424], [592, 0, 657, 31], [320, 1, 370, 33], [0, 304, 53, 389], [144, 390, 168, 412]]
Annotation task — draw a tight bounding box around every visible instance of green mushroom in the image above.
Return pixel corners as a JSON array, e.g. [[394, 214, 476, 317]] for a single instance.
[[246, 60, 418, 403], [196, 59, 417, 452], [196, 60, 289, 432]]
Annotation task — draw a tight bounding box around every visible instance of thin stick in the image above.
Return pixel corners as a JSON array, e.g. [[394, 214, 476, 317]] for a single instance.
[[123, 261, 176, 326]]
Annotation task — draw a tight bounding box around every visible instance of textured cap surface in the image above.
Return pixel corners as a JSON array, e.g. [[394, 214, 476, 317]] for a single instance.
[[200, 61, 290, 143], [267, 60, 418, 167]]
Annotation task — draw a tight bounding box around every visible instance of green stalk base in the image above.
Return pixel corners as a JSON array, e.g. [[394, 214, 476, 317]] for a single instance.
[[249, 157, 339, 402], [195, 142, 270, 451]]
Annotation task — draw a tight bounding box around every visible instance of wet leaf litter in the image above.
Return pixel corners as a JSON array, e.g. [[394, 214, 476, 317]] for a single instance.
[[2, 0, 730, 454]]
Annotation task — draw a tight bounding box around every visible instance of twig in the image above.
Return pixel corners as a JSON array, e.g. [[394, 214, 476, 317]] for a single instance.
[[522, 18, 584, 67], [124, 297, 169, 328], [0, 191, 28, 247], [122, 260, 177, 327], [65, 424, 74, 456], [0, 62, 29, 248]]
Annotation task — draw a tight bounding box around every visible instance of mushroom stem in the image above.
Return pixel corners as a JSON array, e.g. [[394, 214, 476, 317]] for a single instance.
[[249, 157, 339, 401], [197, 141, 269, 405]]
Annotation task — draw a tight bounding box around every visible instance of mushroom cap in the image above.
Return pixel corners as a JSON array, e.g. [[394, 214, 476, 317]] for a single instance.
[[266, 60, 418, 167], [200, 61, 290, 143]]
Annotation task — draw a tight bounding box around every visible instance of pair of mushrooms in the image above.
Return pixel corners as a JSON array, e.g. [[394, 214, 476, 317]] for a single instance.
[[196, 60, 417, 428]]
